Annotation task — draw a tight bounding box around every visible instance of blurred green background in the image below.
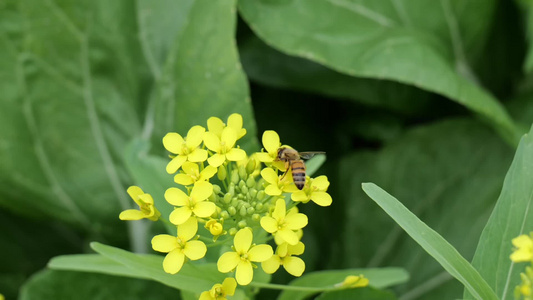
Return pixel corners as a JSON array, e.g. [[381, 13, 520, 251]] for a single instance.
[[2, 0, 533, 299]]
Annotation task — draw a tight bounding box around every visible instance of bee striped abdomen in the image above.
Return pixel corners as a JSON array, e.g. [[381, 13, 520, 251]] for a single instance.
[[291, 160, 307, 190]]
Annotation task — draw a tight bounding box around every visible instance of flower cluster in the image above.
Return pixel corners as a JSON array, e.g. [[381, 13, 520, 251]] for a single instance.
[[120, 113, 333, 298], [511, 233, 533, 300]]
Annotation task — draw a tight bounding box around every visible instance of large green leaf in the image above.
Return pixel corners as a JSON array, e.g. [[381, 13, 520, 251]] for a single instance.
[[19, 269, 178, 300], [238, 0, 521, 144], [363, 183, 497, 300], [150, 0, 258, 153], [338, 119, 513, 299], [277, 268, 408, 300], [465, 124, 533, 299]]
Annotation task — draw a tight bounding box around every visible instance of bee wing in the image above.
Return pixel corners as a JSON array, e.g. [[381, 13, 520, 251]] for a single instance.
[[299, 151, 326, 160]]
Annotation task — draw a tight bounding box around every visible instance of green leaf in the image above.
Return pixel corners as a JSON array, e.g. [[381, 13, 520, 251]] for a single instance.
[[238, 0, 521, 144], [150, 0, 259, 153], [316, 287, 397, 300], [305, 154, 326, 177], [362, 183, 497, 300], [239, 35, 431, 115], [278, 268, 408, 300], [338, 119, 513, 299], [465, 124, 533, 299], [19, 269, 178, 300], [48, 254, 140, 278]]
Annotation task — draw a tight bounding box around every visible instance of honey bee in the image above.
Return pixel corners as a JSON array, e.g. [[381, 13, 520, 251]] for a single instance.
[[276, 147, 325, 190]]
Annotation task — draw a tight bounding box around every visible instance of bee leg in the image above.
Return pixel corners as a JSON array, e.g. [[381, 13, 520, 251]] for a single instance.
[[279, 161, 290, 181]]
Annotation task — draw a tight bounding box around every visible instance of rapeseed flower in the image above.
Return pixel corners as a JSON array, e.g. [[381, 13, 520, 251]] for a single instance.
[[338, 275, 370, 288], [119, 186, 160, 221], [151, 217, 206, 274], [163, 125, 208, 174], [256, 130, 281, 163], [174, 162, 217, 186], [199, 277, 237, 300], [260, 198, 308, 245], [511, 234, 533, 262], [261, 168, 298, 196], [291, 175, 332, 206], [204, 127, 246, 167], [262, 242, 305, 276], [207, 113, 246, 140], [165, 181, 215, 225], [217, 228, 273, 285]]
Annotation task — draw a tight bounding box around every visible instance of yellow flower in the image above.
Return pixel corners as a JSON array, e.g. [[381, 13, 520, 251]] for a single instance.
[[207, 113, 247, 140], [256, 130, 280, 163], [206, 219, 226, 241], [217, 228, 273, 285], [163, 126, 208, 174], [261, 168, 299, 196], [291, 175, 332, 206], [511, 234, 533, 262], [165, 181, 215, 225], [199, 277, 237, 300], [262, 242, 305, 276], [204, 127, 247, 167], [174, 162, 217, 186], [338, 275, 370, 288], [151, 217, 206, 274], [119, 186, 160, 221], [260, 198, 308, 245]]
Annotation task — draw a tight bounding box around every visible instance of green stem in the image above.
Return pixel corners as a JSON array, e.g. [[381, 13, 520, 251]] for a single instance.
[[248, 281, 339, 293]]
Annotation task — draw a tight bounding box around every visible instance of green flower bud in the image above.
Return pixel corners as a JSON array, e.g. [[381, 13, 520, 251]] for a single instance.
[[241, 185, 249, 195], [246, 158, 256, 174], [231, 171, 240, 185], [255, 203, 264, 211], [223, 193, 232, 204], [220, 211, 230, 219], [212, 184, 222, 195], [246, 207, 255, 215], [217, 166, 227, 181], [229, 227, 238, 236], [228, 206, 237, 216], [231, 198, 238, 207], [239, 166, 247, 180], [238, 180, 246, 190], [257, 191, 266, 201], [246, 177, 255, 188], [248, 188, 257, 199], [252, 214, 261, 222], [238, 220, 247, 228], [240, 206, 247, 217]]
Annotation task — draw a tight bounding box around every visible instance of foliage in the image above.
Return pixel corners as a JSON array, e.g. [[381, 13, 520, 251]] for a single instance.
[[3, 0, 533, 299]]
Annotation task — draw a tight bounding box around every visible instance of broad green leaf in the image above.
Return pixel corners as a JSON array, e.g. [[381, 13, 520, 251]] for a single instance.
[[0, 0, 146, 230], [305, 154, 326, 177], [19, 269, 178, 300], [362, 183, 497, 300], [150, 0, 259, 153], [316, 287, 397, 300], [239, 36, 431, 115], [49, 254, 140, 278], [238, 0, 521, 144], [339, 119, 512, 299], [278, 268, 408, 300], [465, 124, 533, 299]]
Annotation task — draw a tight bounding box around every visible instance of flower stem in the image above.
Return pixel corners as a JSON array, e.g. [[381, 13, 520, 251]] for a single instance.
[[248, 281, 338, 293]]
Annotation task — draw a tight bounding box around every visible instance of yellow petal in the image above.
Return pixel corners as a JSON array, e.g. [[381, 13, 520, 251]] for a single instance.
[[193, 201, 216, 218], [183, 240, 207, 260], [511, 249, 533, 262], [163, 249, 185, 274], [285, 213, 308, 230], [261, 255, 281, 274], [186, 125, 206, 148], [288, 242, 305, 256], [191, 181, 213, 202], [177, 216, 198, 241], [227, 113, 243, 131], [181, 161, 199, 175], [217, 251, 240, 273], [119, 209, 145, 221], [248, 244, 274, 262], [277, 229, 299, 245], [222, 277, 237, 296], [265, 185, 282, 196], [260, 216, 278, 233], [152, 234, 178, 253], [311, 175, 330, 190], [166, 155, 187, 174], [272, 198, 286, 221], [236, 260, 253, 285], [262, 131, 280, 154], [199, 165, 218, 180], [283, 256, 305, 277], [163, 132, 184, 154], [207, 116, 224, 137], [187, 148, 208, 162], [513, 235, 533, 248], [291, 191, 309, 202], [208, 153, 226, 167], [220, 127, 237, 149], [165, 187, 189, 206], [169, 207, 192, 225], [203, 132, 221, 152], [311, 192, 332, 206], [199, 291, 213, 300], [226, 148, 247, 161], [174, 174, 194, 186], [138, 193, 154, 205], [261, 168, 279, 184], [126, 186, 144, 203], [255, 152, 274, 163], [234, 228, 253, 254]]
